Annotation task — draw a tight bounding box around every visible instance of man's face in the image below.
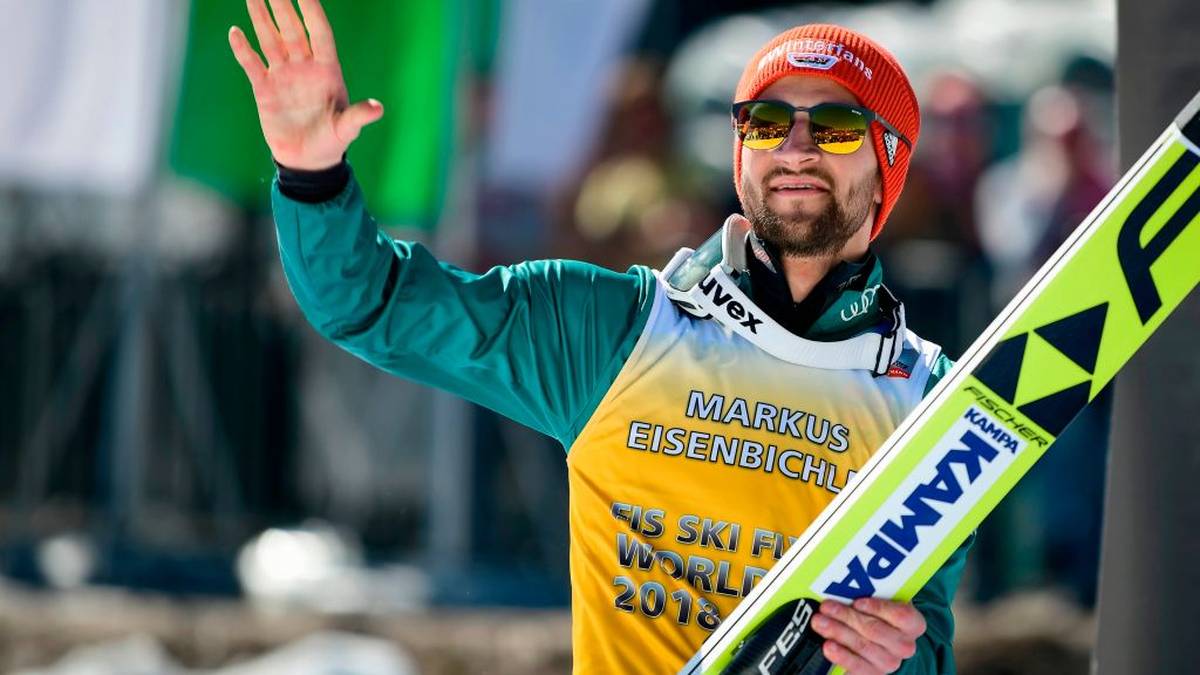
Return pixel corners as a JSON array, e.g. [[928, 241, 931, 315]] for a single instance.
[[738, 76, 882, 257]]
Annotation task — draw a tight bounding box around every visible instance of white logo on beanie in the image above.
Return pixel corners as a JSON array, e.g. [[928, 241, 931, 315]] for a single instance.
[[883, 131, 899, 167], [786, 52, 839, 72], [759, 39, 875, 80]]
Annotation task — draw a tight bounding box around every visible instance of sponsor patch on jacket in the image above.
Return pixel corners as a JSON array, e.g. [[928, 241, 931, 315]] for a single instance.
[[887, 344, 919, 379]]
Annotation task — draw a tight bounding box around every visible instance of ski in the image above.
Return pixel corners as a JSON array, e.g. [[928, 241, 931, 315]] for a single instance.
[[680, 90, 1200, 675]]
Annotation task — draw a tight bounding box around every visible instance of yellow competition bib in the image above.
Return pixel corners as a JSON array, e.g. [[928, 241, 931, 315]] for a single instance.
[[566, 277, 940, 673]]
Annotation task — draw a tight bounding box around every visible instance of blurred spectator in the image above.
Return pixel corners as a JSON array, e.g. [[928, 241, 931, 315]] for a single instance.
[[875, 71, 996, 354], [553, 59, 718, 271], [977, 83, 1114, 306], [886, 71, 993, 252]]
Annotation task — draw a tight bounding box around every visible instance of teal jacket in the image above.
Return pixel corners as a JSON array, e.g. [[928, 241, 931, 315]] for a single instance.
[[272, 170, 972, 674]]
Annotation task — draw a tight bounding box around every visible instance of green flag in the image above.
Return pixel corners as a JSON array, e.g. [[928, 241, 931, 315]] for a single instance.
[[169, 0, 470, 229]]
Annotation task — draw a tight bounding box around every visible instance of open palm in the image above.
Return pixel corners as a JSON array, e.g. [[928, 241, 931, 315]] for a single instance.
[[229, 0, 383, 170]]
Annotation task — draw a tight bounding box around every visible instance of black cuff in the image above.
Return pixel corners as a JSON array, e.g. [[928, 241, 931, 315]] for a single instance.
[[275, 155, 351, 204]]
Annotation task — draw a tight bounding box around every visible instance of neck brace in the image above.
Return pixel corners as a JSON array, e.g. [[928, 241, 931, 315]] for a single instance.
[[658, 214, 905, 376]]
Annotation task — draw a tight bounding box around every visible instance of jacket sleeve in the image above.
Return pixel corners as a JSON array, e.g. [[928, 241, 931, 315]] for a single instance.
[[272, 170, 655, 447], [897, 352, 972, 674], [896, 531, 973, 674]]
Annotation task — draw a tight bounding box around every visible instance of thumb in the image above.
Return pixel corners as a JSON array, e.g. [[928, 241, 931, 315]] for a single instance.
[[335, 98, 385, 142]]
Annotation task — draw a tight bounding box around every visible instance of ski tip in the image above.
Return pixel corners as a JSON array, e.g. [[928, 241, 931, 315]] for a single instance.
[[1174, 90, 1200, 154]]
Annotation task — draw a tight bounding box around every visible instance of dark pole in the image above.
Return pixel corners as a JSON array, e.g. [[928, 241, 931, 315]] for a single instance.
[[1094, 1, 1200, 671]]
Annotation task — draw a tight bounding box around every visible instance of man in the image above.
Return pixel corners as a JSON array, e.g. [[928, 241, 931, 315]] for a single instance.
[[230, 1, 970, 672]]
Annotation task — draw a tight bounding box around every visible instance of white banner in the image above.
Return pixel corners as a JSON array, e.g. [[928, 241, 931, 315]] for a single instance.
[[0, 0, 183, 195]]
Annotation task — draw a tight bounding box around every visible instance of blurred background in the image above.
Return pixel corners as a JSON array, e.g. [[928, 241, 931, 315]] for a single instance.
[[0, 0, 1132, 672]]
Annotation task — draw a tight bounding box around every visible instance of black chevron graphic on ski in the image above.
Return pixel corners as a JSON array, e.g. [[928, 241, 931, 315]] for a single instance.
[[975, 334, 1027, 403], [1018, 381, 1093, 436], [1117, 151, 1200, 324], [1032, 302, 1108, 374]]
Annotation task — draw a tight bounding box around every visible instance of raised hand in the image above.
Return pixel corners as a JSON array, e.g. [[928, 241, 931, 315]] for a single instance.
[[228, 0, 383, 170]]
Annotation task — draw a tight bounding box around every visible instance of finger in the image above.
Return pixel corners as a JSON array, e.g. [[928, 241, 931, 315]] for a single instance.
[[296, 0, 339, 64], [819, 601, 913, 659], [822, 640, 885, 675], [334, 99, 385, 142], [245, 0, 286, 65], [853, 597, 927, 639], [811, 613, 904, 673], [228, 27, 268, 91], [267, 0, 313, 60]]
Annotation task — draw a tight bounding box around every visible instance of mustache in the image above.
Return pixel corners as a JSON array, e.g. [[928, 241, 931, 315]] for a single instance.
[[761, 167, 835, 190]]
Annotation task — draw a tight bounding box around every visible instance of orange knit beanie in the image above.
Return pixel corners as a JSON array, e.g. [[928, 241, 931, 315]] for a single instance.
[[733, 24, 920, 241]]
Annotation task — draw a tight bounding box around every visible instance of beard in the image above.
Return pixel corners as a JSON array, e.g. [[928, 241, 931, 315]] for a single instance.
[[741, 167, 878, 258]]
